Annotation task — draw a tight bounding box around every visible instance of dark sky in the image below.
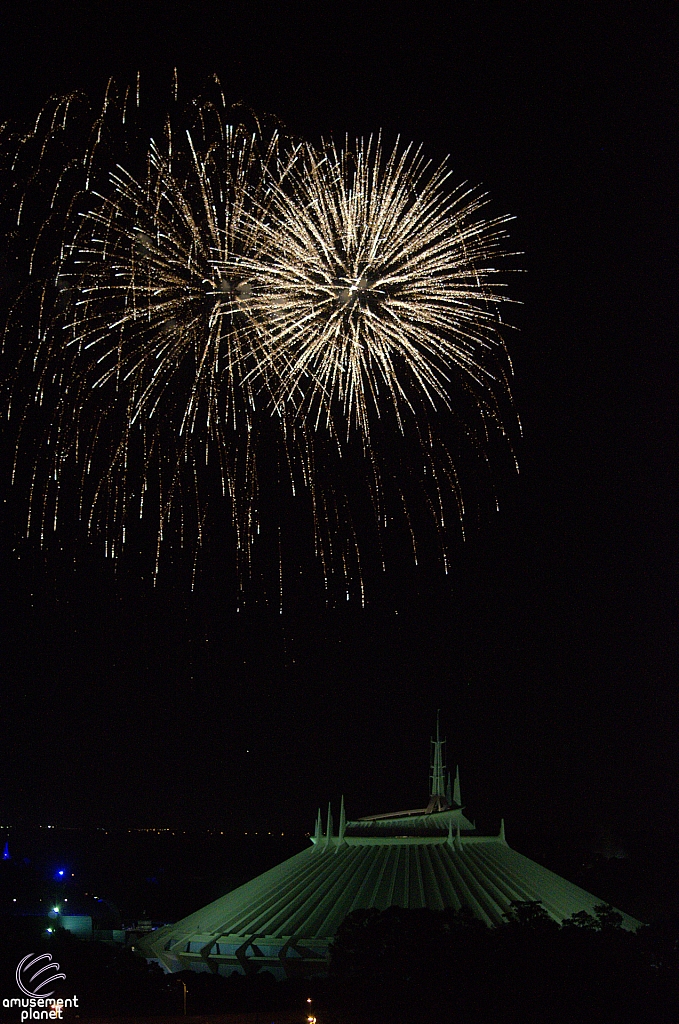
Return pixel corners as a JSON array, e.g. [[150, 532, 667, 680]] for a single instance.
[[0, 3, 675, 844]]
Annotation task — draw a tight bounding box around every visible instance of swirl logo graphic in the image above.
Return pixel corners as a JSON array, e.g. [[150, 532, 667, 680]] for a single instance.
[[16, 954, 66, 997]]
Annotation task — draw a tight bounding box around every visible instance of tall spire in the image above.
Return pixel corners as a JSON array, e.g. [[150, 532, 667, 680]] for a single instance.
[[430, 711, 446, 798], [426, 711, 448, 813]]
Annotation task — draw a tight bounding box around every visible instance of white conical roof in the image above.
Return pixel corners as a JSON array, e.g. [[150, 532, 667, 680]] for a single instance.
[[139, 820, 640, 978], [140, 827, 639, 970]]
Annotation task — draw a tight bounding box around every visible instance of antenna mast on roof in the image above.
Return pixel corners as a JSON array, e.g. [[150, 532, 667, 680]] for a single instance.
[[426, 710, 449, 813]]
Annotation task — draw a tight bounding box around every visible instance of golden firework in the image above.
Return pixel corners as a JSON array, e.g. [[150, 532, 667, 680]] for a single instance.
[[3, 81, 519, 596], [243, 136, 516, 442]]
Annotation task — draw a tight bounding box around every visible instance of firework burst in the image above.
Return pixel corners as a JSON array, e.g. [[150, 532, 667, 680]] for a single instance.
[[243, 136, 516, 442], [2, 80, 519, 598], [4, 82, 302, 580], [46, 119, 284, 570]]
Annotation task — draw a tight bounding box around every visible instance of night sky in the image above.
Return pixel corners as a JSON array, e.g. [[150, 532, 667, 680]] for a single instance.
[[0, 3, 675, 856]]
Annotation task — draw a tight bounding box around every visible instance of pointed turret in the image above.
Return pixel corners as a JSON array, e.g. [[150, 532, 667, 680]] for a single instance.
[[499, 818, 506, 843], [446, 772, 453, 806], [313, 806, 323, 847], [325, 803, 334, 849], [336, 796, 347, 851], [453, 765, 461, 806]]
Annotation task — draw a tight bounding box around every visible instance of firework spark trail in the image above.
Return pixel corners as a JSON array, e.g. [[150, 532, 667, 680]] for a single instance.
[[2, 80, 519, 597], [11, 89, 297, 581], [70, 135, 272, 571]]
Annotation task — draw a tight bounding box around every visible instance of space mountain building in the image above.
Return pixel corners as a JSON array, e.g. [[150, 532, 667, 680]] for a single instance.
[[139, 725, 640, 979]]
